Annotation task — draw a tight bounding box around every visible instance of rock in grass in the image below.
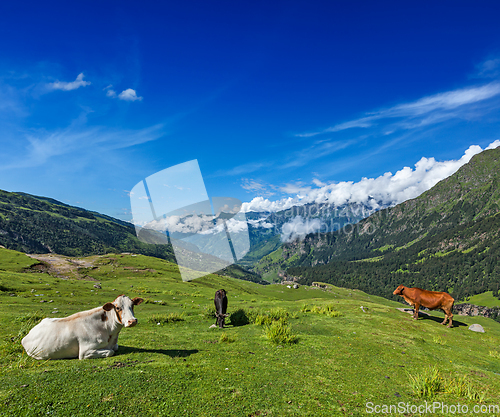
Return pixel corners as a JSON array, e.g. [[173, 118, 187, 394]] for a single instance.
[[468, 324, 485, 333]]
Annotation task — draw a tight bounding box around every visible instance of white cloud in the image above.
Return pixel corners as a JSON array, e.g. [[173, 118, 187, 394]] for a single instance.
[[312, 178, 327, 187], [247, 218, 274, 229], [118, 88, 143, 102], [281, 216, 324, 243], [104, 85, 117, 98], [486, 139, 500, 150], [241, 196, 299, 213], [48, 73, 91, 91], [298, 82, 500, 138], [241, 141, 500, 213]]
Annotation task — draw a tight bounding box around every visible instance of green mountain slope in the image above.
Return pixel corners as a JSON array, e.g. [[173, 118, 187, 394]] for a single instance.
[[1, 247, 500, 416], [0, 190, 264, 284], [257, 147, 500, 302], [0, 189, 176, 259], [238, 201, 382, 268]]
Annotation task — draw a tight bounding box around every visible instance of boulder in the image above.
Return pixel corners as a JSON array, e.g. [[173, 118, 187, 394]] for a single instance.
[[468, 324, 485, 333]]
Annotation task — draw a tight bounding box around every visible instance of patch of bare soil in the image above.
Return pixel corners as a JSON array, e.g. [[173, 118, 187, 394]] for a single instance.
[[26, 254, 97, 280]]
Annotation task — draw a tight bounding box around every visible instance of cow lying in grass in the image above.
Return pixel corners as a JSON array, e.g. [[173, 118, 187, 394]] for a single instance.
[[393, 285, 454, 328], [22, 295, 143, 359]]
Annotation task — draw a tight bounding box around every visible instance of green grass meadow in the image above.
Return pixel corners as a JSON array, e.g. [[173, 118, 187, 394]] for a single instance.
[[1, 248, 500, 416]]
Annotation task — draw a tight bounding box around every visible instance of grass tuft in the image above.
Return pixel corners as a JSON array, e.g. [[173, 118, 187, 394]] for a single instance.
[[147, 312, 184, 324], [407, 366, 444, 398], [408, 367, 487, 402], [445, 375, 487, 402], [142, 298, 167, 305], [433, 335, 445, 345], [219, 332, 235, 343], [489, 350, 500, 360], [203, 305, 217, 319], [309, 303, 342, 317], [264, 318, 298, 345]]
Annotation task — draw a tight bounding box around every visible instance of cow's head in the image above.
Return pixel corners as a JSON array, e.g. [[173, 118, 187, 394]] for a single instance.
[[393, 285, 405, 295], [103, 295, 144, 327]]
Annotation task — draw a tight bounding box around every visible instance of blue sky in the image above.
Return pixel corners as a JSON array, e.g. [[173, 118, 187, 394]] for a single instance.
[[1, 1, 500, 220]]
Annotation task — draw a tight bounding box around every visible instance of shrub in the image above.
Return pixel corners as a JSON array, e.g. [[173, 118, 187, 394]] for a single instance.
[[264, 318, 298, 345], [229, 309, 250, 326]]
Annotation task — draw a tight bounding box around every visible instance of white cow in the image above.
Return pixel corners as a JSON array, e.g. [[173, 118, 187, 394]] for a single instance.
[[21, 295, 143, 360]]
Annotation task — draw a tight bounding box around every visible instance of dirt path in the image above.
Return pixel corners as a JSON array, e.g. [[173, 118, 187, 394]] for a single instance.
[[26, 254, 97, 280]]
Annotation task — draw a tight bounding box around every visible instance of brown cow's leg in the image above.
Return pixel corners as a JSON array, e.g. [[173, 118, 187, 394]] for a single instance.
[[440, 308, 453, 328], [440, 310, 448, 326], [413, 303, 420, 320], [446, 311, 453, 328]]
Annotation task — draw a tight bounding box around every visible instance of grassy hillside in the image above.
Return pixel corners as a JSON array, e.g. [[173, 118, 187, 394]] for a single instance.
[[464, 292, 500, 308], [1, 247, 499, 416], [258, 148, 500, 302], [0, 190, 265, 284], [0, 189, 176, 259]]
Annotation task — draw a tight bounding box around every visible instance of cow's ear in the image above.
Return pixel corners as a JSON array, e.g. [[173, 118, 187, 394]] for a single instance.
[[132, 297, 144, 305], [103, 302, 114, 311]]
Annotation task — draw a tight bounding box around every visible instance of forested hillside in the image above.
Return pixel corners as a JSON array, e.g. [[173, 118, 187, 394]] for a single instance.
[[258, 148, 500, 302], [0, 190, 264, 284]]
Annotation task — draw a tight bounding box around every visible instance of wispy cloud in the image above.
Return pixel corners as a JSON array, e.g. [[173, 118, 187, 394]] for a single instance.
[[212, 162, 270, 177], [474, 58, 500, 79], [47, 73, 91, 91], [281, 138, 358, 169], [240, 178, 275, 197], [298, 82, 500, 138], [1, 121, 166, 169], [104, 84, 117, 98]]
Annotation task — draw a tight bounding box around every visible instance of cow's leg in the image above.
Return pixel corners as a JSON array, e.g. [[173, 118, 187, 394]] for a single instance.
[[440, 309, 449, 326], [413, 303, 420, 320], [79, 348, 115, 359], [443, 309, 453, 328], [110, 334, 119, 351]]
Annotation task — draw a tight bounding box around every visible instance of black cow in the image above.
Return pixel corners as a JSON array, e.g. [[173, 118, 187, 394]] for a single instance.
[[214, 289, 228, 328]]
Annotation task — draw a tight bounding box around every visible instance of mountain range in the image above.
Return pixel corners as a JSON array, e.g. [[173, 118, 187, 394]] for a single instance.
[[255, 147, 500, 302], [2, 147, 500, 301], [0, 190, 264, 284]]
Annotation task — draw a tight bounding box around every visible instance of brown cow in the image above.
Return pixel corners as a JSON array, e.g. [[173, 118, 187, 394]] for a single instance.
[[393, 285, 454, 328]]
